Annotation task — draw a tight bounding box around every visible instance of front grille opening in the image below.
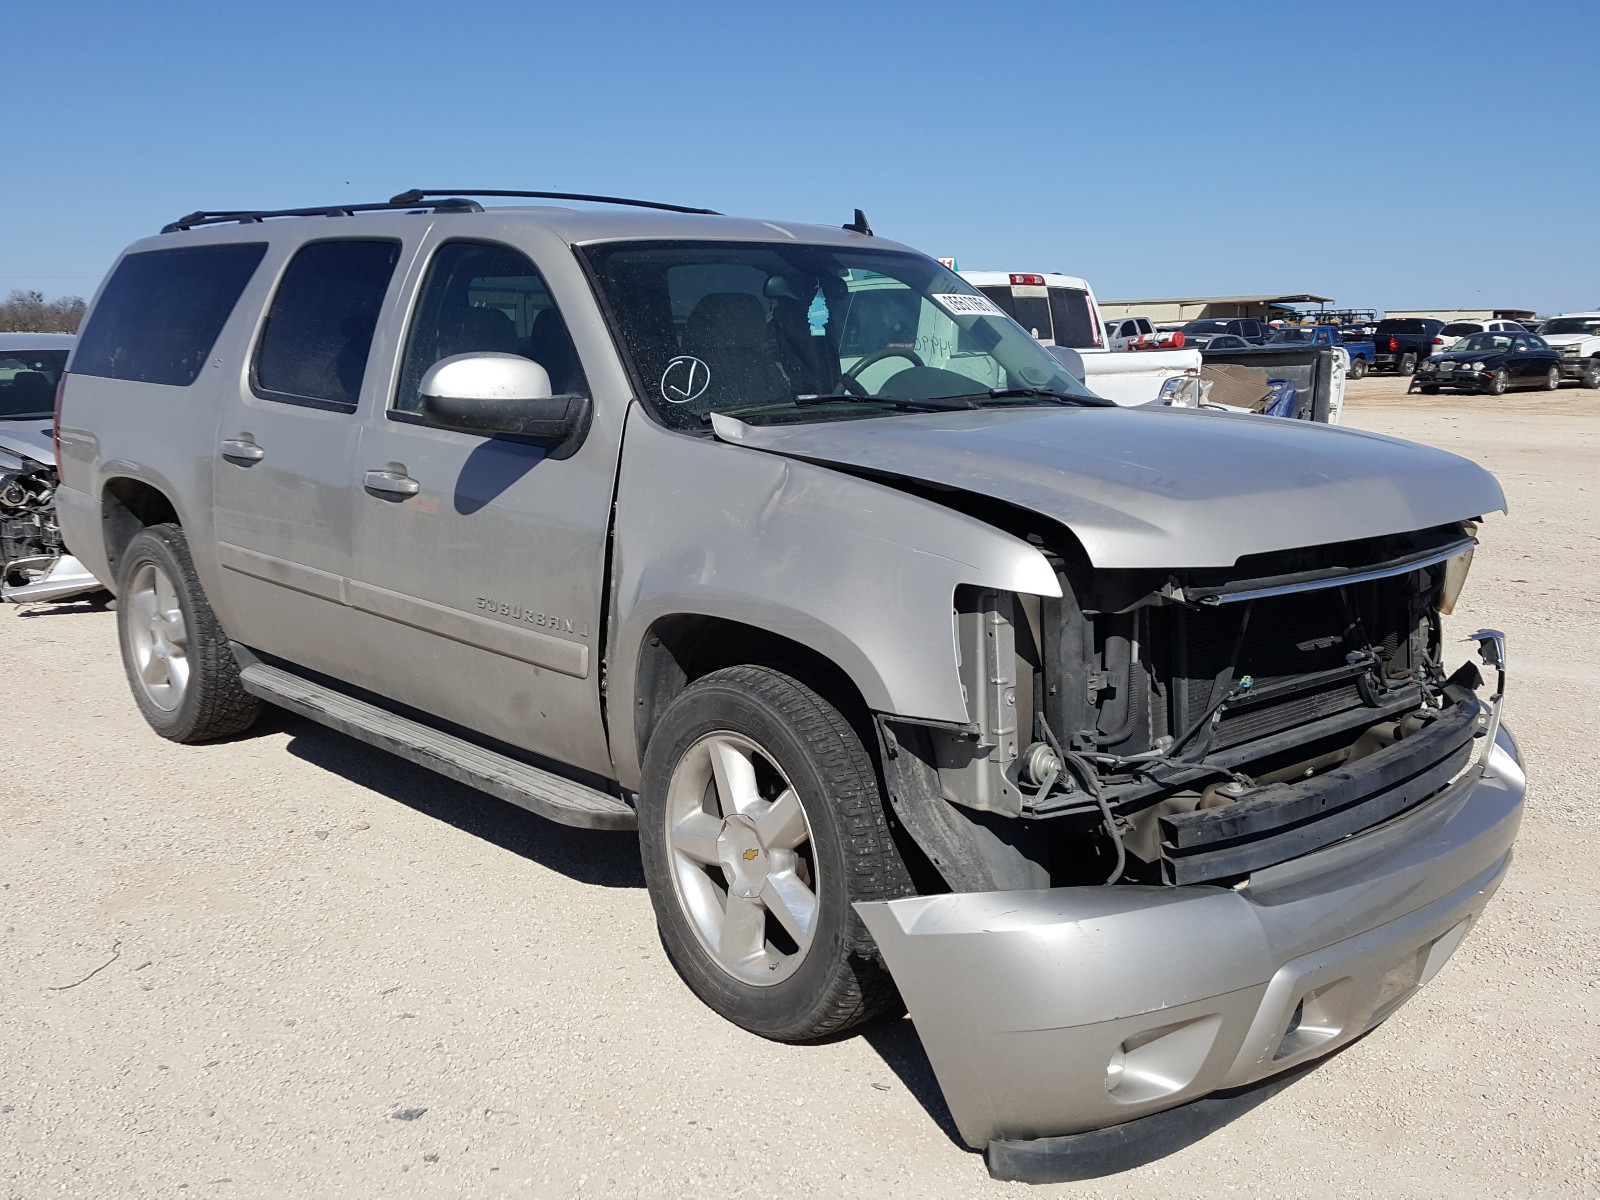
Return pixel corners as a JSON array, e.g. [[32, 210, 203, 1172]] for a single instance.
[[1146, 575, 1424, 758]]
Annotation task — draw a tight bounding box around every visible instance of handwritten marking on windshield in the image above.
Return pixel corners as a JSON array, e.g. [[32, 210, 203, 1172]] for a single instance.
[[660, 356, 711, 404]]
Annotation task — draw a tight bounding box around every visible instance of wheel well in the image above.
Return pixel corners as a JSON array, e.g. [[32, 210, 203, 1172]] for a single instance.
[[102, 478, 179, 579], [634, 615, 872, 765]]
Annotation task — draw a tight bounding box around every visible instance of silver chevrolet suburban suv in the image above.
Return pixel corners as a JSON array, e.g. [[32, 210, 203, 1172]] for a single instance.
[[55, 190, 1524, 1177]]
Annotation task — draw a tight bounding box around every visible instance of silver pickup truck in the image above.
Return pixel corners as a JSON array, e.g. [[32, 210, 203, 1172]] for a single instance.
[[55, 191, 1524, 1179]]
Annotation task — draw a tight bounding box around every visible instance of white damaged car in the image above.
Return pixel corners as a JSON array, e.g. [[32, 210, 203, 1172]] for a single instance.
[[1, 333, 103, 603]]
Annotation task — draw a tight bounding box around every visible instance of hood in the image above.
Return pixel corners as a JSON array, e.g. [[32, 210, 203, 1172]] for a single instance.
[[710, 406, 1505, 569], [1430, 350, 1503, 365], [1540, 333, 1591, 348], [0, 420, 55, 466]]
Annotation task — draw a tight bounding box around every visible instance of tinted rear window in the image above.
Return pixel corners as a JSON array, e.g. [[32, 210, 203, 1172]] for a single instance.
[[1048, 287, 1101, 348], [1376, 319, 1435, 334], [977, 286, 1016, 319], [976, 285, 1052, 341], [1440, 322, 1480, 336], [253, 239, 401, 411], [1009, 294, 1051, 341], [73, 243, 267, 386]]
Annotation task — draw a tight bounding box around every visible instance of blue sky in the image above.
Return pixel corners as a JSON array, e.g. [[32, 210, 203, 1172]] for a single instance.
[[6, 0, 1596, 316]]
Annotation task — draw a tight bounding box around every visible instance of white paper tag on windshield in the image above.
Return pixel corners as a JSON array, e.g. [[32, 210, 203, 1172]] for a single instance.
[[930, 292, 1006, 319]]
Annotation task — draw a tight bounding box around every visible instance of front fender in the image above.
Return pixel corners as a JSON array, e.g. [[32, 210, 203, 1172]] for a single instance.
[[606, 408, 1060, 789]]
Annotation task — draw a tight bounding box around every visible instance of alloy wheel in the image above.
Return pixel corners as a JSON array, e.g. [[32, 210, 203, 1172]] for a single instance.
[[124, 562, 190, 712], [664, 732, 819, 986]]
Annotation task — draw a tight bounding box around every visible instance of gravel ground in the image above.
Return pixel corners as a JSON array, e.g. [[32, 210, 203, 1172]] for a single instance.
[[2, 375, 1597, 1198]]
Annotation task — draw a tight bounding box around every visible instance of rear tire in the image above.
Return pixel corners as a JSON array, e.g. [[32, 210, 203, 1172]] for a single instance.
[[1399, 352, 1418, 375], [1349, 357, 1368, 380], [637, 665, 913, 1042], [115, 523, 261, 743]]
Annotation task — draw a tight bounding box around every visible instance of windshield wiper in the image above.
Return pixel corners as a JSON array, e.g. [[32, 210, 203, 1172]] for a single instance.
[[971, 386, 1117, 408], [703, 394, 977, 423], [794, 392, 977, 410]]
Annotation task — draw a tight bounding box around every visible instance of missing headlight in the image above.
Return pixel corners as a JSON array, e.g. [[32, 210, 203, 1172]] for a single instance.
[[1437, 522, 1478, 615]]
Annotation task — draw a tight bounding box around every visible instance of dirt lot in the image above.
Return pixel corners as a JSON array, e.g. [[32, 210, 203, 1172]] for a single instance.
[[3, 375, 1597, 1198]]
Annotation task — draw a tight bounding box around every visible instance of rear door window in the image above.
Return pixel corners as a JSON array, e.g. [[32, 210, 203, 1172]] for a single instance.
[[73, 243, 267, 386], [253, 239, 401, 411]]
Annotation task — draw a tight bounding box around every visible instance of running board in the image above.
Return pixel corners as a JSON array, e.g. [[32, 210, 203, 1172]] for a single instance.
[[237, 661, 637, 831]]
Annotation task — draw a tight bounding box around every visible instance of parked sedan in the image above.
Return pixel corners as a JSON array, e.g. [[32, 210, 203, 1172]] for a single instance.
[[1412, 331, 1561, 396]]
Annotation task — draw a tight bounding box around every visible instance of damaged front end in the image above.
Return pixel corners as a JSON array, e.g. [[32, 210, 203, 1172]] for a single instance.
[[1, 448, 100, 605], [860, 520, 1523, 1173]]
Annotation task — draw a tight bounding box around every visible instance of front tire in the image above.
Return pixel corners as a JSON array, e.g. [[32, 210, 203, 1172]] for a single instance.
[[1545, 365, 1561, 391], [638, 665, 913, 1042], [1582, 360, 1600, 390], [115, 523, 261, 743], [1419, 385, 1440, 395], [1486, 369, 1508, 397]]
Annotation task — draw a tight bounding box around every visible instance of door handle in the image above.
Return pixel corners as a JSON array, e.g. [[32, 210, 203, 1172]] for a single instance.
[[220, 438, 265, 463], [363, 469, 420, 497]]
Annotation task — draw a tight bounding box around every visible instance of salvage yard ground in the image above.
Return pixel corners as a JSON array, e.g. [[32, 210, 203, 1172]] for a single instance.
[[2, 375, 1597, 1198]]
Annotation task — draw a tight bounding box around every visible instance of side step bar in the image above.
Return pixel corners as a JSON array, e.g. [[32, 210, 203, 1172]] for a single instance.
[[238, 661, 637, 831]]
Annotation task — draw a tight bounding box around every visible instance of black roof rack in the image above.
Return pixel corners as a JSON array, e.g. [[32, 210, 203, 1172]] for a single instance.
[[161, 197, 482, 233], [387, 189, 721, 215], [161, 189, 721, 234]]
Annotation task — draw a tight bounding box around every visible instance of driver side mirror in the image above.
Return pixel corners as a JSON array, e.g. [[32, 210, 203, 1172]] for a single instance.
[[420, 353, 592, 447]]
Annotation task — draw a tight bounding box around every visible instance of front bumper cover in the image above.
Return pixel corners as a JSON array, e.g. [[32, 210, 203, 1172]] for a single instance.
[[1412, 370, 1491, 392], [2, 553, 103, 604], [856, 722, 1524, 1159]]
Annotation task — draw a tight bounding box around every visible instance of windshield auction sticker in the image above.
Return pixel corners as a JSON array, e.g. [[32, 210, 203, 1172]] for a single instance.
[[930, 293, 1007, 319]]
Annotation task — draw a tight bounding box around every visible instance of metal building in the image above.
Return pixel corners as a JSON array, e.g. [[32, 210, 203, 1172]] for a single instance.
[[1099, 294, 1335, 323]]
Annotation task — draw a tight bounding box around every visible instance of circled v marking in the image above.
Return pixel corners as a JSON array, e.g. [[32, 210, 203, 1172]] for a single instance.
[[660, 356, 711, 404]]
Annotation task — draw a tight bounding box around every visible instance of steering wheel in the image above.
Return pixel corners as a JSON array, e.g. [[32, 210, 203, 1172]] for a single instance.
[[840, 347, 925, 395]]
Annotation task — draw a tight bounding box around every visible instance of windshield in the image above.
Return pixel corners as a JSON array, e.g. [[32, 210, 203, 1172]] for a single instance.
[[0, 349, 68, 419], [1540, 316, 1600, 335], [1454, 333, 1514, 353], [583, 242, 1102, 427]]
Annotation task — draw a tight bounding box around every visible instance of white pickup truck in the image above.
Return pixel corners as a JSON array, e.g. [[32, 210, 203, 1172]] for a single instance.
[[959, 271, 1200, 406], [1537, 312, 1600, 388]]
